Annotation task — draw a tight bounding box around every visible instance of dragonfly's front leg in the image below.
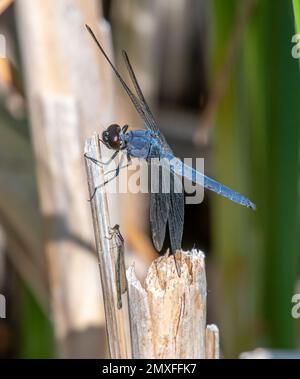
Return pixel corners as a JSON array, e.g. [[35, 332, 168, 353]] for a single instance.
[[84, 150, 119, 167], [88, 154, 132, 201], [103, 154, 132, 179]]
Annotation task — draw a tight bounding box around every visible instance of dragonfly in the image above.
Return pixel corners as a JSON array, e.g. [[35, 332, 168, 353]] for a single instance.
[[85, 25, 256, 253]]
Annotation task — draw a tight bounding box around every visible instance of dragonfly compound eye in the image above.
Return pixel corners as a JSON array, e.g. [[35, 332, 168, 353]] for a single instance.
[[102, 124, 121, 150]]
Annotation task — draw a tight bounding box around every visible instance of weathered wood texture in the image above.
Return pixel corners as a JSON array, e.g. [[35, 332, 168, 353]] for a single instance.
[[127, 250, 220, 359], [15, 0, 117, 357], [205, 324, 220, 359], [84, 135, 131, 359]]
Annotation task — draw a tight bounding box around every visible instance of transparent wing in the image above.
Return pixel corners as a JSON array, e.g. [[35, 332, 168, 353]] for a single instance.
[[168, 172, 184, 252], [121, 50, 173, 153], [122, 51, 156, 129], [150, 159, 184, 252], [150, 192, 169, 251], [86, 25, 156, 132], [150, 162, 170, 251]]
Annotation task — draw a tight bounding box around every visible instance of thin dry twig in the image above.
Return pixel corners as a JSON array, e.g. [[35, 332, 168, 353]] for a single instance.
[[84, 135, 131, 359]]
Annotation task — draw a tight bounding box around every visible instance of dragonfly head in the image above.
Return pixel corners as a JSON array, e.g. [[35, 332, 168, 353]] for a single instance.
[[102, 124, 127, 150]]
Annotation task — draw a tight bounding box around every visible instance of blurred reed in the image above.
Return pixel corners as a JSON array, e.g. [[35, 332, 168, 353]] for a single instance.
[[211, 0, 300, 356], [293, 0, 300, 35]]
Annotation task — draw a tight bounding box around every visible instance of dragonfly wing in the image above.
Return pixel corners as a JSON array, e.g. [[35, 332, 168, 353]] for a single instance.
[[122, 51, 155, 125], [86, 25, 157, 132], [150, 192, 169, 251], [150, 161, 171, 251], [168, 172, 184, 252], [122, 50, 173, 153], [150, 160, 184, 252], [120, 49, 187, 250]]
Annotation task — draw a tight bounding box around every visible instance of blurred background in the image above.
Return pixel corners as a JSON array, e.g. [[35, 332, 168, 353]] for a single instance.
[[0, 0, 299, 358]]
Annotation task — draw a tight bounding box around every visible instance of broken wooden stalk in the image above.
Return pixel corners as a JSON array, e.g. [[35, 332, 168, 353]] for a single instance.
[[84, 135, 131, 359], [127, 251, 220, 358]]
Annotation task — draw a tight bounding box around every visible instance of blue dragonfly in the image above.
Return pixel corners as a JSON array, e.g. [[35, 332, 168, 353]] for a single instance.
[[85, 25, 256, 253]]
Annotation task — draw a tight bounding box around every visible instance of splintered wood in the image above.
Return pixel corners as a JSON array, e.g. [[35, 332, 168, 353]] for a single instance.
[[127, 250, 219, 359], [205, 324, 220, 359]]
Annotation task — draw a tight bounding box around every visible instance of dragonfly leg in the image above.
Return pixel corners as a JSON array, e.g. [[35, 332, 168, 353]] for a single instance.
[[103, 155, 132, 178], [88, 155, 132, 201], [102, 155, 131, 183], [121, 124, 129, 134], [84, 150, 119, 167]]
